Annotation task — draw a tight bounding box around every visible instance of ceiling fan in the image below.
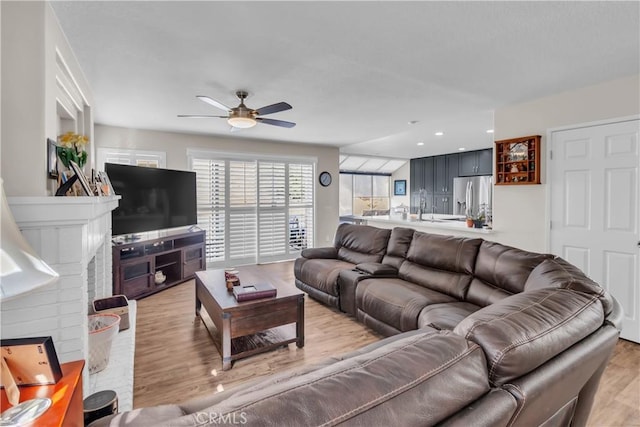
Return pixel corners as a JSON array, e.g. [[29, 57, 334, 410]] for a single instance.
[[178, 90, 295, 130]]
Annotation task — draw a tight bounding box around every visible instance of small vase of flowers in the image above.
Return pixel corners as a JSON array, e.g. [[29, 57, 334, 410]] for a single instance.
[[57, 131, 89, 169]]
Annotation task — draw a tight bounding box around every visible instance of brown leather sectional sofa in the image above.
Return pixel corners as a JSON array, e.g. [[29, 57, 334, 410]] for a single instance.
[[92, 223, 621, 426], [292, 223, 622, 426]]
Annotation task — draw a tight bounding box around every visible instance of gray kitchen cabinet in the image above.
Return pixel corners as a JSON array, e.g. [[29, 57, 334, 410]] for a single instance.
[[459, 149, 493, 176]]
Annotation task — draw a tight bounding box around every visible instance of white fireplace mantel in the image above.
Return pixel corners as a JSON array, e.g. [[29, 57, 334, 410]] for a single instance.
[[2, 195, 121, 399]]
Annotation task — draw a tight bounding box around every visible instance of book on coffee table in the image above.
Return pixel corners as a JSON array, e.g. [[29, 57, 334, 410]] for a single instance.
[[233, 282, 277, 302]]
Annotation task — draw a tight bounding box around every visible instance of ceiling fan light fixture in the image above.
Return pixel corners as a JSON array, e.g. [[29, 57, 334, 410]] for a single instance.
[[227, 116, 257, 128]]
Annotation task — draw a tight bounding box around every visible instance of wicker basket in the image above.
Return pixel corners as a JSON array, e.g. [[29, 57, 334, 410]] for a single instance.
[[88, 313, 121, 374]]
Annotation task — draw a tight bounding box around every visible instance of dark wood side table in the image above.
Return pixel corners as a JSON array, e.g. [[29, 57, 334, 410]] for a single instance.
[[0, 360, 85, 427], [195, 269, 305, 370]]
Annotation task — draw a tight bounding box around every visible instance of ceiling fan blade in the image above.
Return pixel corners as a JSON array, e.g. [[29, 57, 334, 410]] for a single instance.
[[255, 102, 292, 116], [256, 117, 296, 128], [177, 114, 228, 118], [196, 95, 231, 112]]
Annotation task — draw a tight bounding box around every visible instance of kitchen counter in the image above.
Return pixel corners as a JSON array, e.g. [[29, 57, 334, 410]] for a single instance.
[[344, 214, 494, 238]]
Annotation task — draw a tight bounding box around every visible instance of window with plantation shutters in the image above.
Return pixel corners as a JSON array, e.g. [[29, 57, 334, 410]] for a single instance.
[[288, 163, 314, 253], [97, 147, 166, 170], [189, 151, 314, 266], [258, 162, 287, 261], [228, 161, 257, 265], [192, 159, 226, 262]]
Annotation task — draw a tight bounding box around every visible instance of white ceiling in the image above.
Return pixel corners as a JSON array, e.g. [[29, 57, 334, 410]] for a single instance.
[[51, 1, 639, 159]]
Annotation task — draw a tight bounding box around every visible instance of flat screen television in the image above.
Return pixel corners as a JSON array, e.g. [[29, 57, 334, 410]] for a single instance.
[[105, 163, 197, 237]]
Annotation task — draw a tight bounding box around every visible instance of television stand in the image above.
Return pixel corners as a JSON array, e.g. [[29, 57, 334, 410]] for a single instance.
[[112, 229, 206, 300]]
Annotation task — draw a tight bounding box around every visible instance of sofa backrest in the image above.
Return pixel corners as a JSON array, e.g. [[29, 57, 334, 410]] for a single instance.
[[381, 227, 414, 269], [524, 256, 613, 315], [454, 287, 605, 387], [398, 232, 482, 300], [466, 240, 552, 307], [194, 329, 492, 426], [334, 223, 391, 264]]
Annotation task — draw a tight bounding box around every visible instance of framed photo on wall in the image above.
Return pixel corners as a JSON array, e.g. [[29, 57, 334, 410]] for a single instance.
[[394, 179, 406, 196]]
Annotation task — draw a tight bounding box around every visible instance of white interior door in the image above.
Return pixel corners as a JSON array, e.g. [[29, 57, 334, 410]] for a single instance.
[[550, 119, 640, 343]]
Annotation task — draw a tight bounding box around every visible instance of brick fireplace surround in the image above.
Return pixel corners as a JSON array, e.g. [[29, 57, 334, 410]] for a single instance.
[[1, 196, 136, 410]]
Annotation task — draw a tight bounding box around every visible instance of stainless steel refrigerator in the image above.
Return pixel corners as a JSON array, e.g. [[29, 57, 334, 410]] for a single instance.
[[452, 176, 493, 219]]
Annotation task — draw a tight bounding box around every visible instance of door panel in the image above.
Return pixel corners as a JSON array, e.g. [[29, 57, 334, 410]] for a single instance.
[[605, 251, 636, 320], [606, 168, 636, 231], [550, 119, 640, 343], [564, 170, 590, 228]]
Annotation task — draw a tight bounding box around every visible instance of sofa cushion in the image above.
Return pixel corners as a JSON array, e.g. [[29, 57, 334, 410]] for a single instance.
[[381, 227, 415, 269], [418, 302, 481, 331], [295, 258, 355, 297], [405, 232, 482, 274], [396, 233, 482, 300], [471, 241, 551, 295], [356, 278, 456, 332], [524, 257, 613, 315], [335, 223, 391, 264], [199, 329, 490, 427], [454, 288, 604, 386]]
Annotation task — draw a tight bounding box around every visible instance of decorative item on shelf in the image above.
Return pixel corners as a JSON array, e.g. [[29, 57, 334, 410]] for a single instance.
[[47, 138, 58, 179], [56, 131, 88, 169], [0, 336, 62, 423], [225, 268, 240, 292], [154, 271, 166, 285], [466, 205, 486, 229], [97, 171, 115, 196]]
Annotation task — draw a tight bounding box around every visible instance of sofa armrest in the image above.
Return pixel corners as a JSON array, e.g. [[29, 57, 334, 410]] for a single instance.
[[301, 247, 338, 259], [355, 262, 398, 276]]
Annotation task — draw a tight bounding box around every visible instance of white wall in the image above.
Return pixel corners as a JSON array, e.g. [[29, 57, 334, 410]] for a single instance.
[[0, 2, 93, 197], [390, 161, 410, 208], [95, 124, 341, 247], [493, 74, 640, 252]]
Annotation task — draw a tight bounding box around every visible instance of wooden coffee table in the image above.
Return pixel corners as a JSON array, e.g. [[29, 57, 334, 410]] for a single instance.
[[195, 268, 304, 370]]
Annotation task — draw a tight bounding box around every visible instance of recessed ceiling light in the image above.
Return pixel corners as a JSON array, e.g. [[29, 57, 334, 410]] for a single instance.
[[435, 132, 444, 136], [417, 142, 424, 146], [486, 129, 494, 134], [408, 120, 419, 125], [458, 147, 466, 151]]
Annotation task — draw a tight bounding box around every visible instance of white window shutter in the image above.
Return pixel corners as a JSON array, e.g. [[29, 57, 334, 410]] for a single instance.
[[193, 159, 226, 263], [191, 155, 314, 266], [258, 162, 287, 261]]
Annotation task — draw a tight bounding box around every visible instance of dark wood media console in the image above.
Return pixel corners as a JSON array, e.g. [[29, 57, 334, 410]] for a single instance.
[[112, 229, 206, 299]]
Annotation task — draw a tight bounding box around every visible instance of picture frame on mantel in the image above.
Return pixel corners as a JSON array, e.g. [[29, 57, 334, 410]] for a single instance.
[[394, 179, 407, 196], [47, 139, 58, 179], [69, 161, 94, 196]]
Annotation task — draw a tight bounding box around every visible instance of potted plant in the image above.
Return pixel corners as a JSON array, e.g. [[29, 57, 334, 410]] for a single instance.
[[466, 206, 485, 228], [465, 206, 474, 228]]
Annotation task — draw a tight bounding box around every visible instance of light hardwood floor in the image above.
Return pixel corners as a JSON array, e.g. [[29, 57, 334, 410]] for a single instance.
[[133, 262, 640, 425]]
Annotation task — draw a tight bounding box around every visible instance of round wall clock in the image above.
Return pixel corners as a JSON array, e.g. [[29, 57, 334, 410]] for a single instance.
[[319, 171, 332, 187]]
